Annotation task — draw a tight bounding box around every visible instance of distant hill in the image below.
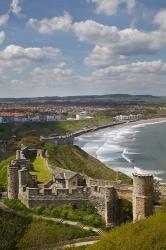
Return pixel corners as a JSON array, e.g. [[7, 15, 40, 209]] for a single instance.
[[87, 212, 166, 250], [1, 94, 166, 106], [45, 144, 131, 184]]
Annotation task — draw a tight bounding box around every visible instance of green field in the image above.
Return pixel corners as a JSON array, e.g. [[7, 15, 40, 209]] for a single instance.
[[0, 156, 15, 190], [0, 209, 95, 250], [30, 156, 53, 183], [87, 213, 166, 250]]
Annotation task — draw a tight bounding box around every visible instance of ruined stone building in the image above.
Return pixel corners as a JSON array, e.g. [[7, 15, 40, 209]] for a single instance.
[[7, 146, 165, 227]]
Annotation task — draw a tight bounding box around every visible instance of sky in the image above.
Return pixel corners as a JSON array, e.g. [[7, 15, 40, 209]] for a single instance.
[[0, 0, 166, 97]]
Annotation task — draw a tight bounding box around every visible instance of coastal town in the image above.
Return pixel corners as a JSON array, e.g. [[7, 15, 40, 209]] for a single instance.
[[1, 0, 166, 248]]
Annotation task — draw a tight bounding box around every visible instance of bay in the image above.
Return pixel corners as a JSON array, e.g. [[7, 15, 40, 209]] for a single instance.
[[75, 121, 166, 182]]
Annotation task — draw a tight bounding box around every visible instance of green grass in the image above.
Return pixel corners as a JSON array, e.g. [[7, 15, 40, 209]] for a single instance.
[[31, 204, 105, 228], [30, 156, 53, 183], [45, 144, 131, 184], [13, 117, 114, 138], [0, 209, 95, 250], [4, 199, 105, 228], [0, 156, 15, 190], [0, 209, 32, 250], [17, 219, 95, 250], [87, 212, 166, 250], [4, 199, 29, 211]]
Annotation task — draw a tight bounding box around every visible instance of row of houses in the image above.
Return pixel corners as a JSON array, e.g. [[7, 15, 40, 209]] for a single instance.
[[0, 111, 93, 124], [115, 114, 144, 121], [0, 114, 67, 124]]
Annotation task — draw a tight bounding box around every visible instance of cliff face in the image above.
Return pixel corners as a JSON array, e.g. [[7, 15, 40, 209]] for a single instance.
[[44, 144, 131, 184]]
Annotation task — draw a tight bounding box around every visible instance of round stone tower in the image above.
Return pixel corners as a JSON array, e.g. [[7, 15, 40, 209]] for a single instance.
[[105, 186, 118, 228], [133, 169, 154, 222], [8, 164, 19, 199]]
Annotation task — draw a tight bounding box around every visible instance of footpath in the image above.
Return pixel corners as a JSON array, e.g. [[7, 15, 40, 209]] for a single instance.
[[0, 200, 105, 236]]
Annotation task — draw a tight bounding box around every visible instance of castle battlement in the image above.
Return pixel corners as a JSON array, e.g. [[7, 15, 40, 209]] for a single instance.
[[7, 147, 164, 227]]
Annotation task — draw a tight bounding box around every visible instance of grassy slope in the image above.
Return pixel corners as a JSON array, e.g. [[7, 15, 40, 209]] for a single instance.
[[16, 117, 112, 138], [87, 213, 166, 250], [0, 156, 15, 190], [4, 199, 105, 228], [45, 144, 131, 184], [0, 209, 95, 250], [0, 117, 113, 139], [31, 156, 53, 183]]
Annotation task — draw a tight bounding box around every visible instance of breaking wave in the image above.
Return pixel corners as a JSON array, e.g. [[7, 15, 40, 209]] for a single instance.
[[75, 121, 166, 181]]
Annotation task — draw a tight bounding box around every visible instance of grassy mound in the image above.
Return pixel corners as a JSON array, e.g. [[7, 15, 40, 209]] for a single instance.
[[45, 144, 131, 183], [30, 156, 53, 183], [0, 156, 15, 190], [0, 209, 96, 250], [87, 213, 166, 250]]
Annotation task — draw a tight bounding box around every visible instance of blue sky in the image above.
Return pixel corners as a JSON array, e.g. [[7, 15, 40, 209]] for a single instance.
[[0, 0, 166, 97]]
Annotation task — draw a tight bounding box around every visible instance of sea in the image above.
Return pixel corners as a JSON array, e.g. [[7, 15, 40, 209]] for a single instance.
[[74, 121, 166, 182]]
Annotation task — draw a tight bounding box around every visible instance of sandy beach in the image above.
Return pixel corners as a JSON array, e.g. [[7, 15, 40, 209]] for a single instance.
[[111, 117, 166, 131]]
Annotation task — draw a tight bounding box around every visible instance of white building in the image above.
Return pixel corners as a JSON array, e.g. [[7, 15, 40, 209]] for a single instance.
[[30, 115, 40, 122], [115, 114, 144, 121], [0, 116, 4, 123], [76, 111, 93, 120], [46, 115, 57, 121], [13, 116, 30, 123]]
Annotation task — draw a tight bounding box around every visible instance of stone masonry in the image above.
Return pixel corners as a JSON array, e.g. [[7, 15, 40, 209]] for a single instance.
[[7, 146, 164, 227]]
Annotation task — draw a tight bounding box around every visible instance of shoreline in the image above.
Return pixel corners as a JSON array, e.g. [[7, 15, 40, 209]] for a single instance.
[[75, 117, 166, 137], [94, 117, 166, 133], [75, 117, 166, 182]]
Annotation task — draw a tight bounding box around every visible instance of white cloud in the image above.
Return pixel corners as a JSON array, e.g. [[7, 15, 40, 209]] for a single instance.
[[0, 45, 60, 61], [73, 20, 119, 44], [154, 9, 166, 30], [0, 31, 5, 43], [0, 14, 9, 26], [32, 63, 75, 81], [92, 60, 166, 78], [85, 45, 127, 67], [74, 20, 166, 51], [27, 12, 72, 34], [10, 0, 22, 16], [73, 20, 166, 67], [87, 0, 135, 16]]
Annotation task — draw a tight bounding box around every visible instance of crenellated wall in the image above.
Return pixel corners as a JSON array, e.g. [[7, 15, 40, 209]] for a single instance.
[[7, 147, 166, 228]]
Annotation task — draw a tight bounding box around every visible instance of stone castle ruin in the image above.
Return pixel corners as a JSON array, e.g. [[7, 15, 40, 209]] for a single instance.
[[7, 146, 166, 227]]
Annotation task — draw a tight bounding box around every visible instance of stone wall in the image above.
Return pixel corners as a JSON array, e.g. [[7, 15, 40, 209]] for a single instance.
[[8, 165, 19, 199], [133, 173, 154, 222], [8, 147, 164, 227], [158, 183, 166, 199]]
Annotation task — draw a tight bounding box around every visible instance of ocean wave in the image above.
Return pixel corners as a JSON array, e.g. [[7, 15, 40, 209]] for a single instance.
[[75, 121, 166, 181], [122, 148, 132, 164]]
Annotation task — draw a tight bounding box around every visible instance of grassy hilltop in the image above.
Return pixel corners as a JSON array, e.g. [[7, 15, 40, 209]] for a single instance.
[[87, 212, 166, 250], [0, 144, 131, 191]]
